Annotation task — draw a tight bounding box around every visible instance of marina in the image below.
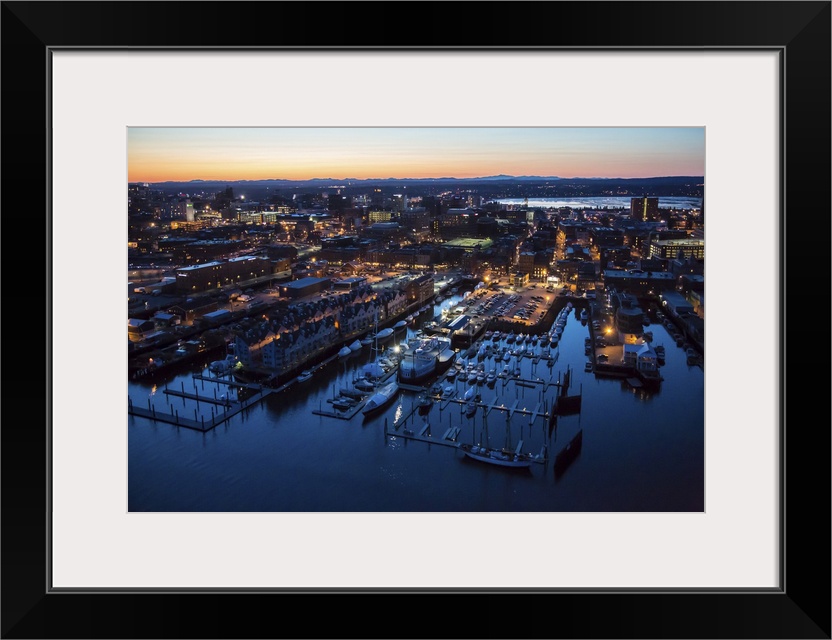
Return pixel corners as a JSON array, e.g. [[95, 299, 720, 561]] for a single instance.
[[129, 286, 704, 511]]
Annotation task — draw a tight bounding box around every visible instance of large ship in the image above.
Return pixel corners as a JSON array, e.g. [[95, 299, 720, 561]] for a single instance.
[[397, 335, 456, 385]]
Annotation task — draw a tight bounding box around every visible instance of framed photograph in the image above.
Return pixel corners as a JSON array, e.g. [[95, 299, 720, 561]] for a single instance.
[[3, 1, 829, 638]]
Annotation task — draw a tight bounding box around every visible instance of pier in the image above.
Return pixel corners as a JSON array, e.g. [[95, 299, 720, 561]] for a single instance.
[[311, 362, 400, 421], [438, 396, 552, 423], [128, 385, 274, 432], [130, 316, 574, 446], [191, 374, 265, 391], [384, 415, 463, 450]]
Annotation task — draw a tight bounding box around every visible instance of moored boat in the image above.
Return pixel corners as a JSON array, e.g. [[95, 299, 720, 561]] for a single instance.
[[397, 335, 456, 384], [330, 397, 356, 411], [209, 354, 238, 374], [353, 377, 376, 392], [340, 388, 367, 400], [362, 382, 399, 417], [458, 443, 534, 468]]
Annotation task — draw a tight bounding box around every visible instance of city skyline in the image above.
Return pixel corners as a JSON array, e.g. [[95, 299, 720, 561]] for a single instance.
[[128, 127, 705, 183]]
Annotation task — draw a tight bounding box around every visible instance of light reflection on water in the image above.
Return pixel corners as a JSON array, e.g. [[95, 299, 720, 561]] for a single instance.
[[129, 301, 704, 512], [495, 196, 703, 210]]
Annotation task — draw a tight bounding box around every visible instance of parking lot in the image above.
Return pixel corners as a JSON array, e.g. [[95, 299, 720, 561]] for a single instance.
[[454, 280, 560, 327]]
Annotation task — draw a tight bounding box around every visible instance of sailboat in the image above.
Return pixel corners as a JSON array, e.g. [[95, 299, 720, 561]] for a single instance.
[[362, 381, 400, 417], [458, 413, 536, 468], [367, 308, 395, 374], [458, 442, 534, 468]]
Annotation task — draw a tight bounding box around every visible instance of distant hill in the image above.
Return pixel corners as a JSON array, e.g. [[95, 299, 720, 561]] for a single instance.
[[141, 175, 704, 196]]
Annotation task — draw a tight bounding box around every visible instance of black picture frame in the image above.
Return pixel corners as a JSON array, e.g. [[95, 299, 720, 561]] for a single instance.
[[2, 2, 829, 638]]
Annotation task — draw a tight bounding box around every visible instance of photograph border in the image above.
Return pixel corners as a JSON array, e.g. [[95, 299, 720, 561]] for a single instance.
[[3, 1, 829, 638]]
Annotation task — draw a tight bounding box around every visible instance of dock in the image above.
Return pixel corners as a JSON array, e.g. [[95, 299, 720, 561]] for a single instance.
[[191, 374, 264, 392], [398, 383, 425, 392], [438, 397, 551, 422], [311, 361, 400, 421], [444, 426, 461, 441], [163, 388, 234, 407], [385, 417, 463, 450], [128, 386, 274, 432]]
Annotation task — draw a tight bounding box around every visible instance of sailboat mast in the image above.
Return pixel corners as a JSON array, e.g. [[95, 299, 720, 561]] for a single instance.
[[373, 307, 379, 358]]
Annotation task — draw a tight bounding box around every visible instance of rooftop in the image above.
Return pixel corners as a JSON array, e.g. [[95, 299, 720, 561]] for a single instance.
[[281, 277, 330, 290], [443, 237, 493, 250], [177, 261, 224, 272], [653, 238, 704, 246]]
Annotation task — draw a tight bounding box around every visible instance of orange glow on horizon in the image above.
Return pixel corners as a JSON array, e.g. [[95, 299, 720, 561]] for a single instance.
[[128, 127, 705, 183]]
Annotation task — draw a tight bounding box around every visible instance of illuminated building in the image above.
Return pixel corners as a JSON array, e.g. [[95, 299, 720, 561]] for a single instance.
[[648, 238, 705, 260], [630, 196, 659, 222]]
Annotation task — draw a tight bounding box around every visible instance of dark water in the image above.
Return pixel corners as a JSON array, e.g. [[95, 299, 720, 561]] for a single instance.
[[128, 299, 704, 512]]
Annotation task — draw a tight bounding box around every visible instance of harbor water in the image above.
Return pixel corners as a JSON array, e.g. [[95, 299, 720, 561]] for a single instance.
[[128, 295, 704, 512]]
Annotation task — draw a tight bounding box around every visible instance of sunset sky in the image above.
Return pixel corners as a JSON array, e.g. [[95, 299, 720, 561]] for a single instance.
[[128, 127, 704, 183]]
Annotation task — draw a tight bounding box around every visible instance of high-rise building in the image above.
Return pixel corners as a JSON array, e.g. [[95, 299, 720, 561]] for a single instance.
[[370, 188, 384, 208], [630, 196, 659, 222]]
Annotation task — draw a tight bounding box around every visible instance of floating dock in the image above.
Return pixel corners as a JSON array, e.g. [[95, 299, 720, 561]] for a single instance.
[[128, 386, 274, 432]]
